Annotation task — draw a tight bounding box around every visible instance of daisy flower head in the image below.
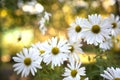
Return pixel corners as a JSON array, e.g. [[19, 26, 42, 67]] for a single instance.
[[82, 14, 111, 46], [99, 38, 113, 51], [68, 39, 84, 61], [62, 57, 86, 80], [31, 41, 47, 56], [100, 67, 120, 80], [68, 17, 88, 41], [42, 37, 71, 69], [108, 14, 120, 36], [13, 47, 42, 77]]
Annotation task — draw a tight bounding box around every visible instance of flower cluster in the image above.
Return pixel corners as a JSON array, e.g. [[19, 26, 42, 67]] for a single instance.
[[38, 12, 51, 35], [13, 14, 120, 80], [68, 14, 120, 51]]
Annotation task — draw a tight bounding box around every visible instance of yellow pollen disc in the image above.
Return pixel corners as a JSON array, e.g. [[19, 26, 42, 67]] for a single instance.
[[114, 78, 120, 80], [24, 58, 31, 66], [75, 26, 81, 33], [52, 47, 59, 55], [69, 45, 74, 52], [91, 25, 100, 34], [40, 50, 45, 54], [112, 22, 117, 28], [71, 70, 77, 77]]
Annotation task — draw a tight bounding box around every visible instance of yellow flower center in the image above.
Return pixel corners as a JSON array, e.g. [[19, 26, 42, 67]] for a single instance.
[[40, 50, 45, 54], [71, 70, 77, 77], [52, 47, 59, 55], [91, 25, 100, 34], [69, 45, 74, 52], [75, 26, 81, 33], [24, 58, 31, 66], [114, 78, 120, 80], [112, 22, 117, 28]]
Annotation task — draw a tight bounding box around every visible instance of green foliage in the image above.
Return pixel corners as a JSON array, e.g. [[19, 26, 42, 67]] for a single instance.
[[33, 62, 64, 80]]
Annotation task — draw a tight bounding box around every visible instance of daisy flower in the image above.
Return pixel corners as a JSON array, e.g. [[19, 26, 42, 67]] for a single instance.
[[82, 14, 111, 46], [68, 17, 88, 41], [62, 57, 86, 80], [42, 37, 70, 68], [68, 39, 84, 61], [31, 41, 47, 56], [13, 47, 42, 77], [108, 14, 120, 36], [99, 38, 113, 51], [100, 67, 120, 80]]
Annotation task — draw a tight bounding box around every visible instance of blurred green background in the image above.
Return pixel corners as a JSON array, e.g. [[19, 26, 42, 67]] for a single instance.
[[0, 0, 120, 80]]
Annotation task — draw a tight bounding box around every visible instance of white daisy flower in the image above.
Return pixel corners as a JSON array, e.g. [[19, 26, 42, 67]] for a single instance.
[[108, 14, 120, 36], [82, 14, 111, 46], [100, 67, 120, 80], [99, 38, 113, 51], [68, 39, 84, 61], [13, 47, 42, 77], [68, 17, 88, 41], [31, 41, 47, 56], [42, 37, 70, 69], [62, 57, 86, 80]]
